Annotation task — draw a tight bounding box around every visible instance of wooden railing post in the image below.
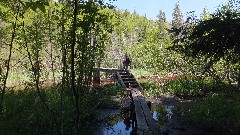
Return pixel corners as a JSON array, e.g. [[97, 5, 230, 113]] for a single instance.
[[93, 68, 100, 89]]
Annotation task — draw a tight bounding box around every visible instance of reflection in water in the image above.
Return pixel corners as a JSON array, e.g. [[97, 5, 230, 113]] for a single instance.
[[103, 120, 132, 135], [166, 106, 174, 119], [97, 110, 136, 135], [152, 105, 174, 126], [153, 111, 158, 121]]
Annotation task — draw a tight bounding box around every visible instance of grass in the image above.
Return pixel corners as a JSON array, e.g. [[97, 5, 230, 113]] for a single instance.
[[6, 71, 63, 88], [96, 84, 124, 108], [0, 85, 75, 134], [6, 72, 30, 88]]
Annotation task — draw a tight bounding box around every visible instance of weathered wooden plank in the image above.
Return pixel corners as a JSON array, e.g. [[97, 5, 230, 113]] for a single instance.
[[138, 96, 162, 135], [131, 88, 162, 135], [131, 88, 142, 96], [133, 96, 150, 132], [131, 88, 150, 132], [130, 73, 143, 91]]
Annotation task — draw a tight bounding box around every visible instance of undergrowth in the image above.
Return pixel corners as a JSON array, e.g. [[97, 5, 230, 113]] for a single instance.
[[0, 83, 123, 134], [182, 94, 240, 133]]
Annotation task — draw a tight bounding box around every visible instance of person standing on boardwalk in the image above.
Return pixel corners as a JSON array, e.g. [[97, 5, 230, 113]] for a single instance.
[[123, 53, 131, 70]]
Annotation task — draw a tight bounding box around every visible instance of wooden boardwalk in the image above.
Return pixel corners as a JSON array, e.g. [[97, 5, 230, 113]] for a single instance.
[[131, 88, 162, 135], [117, 71, 162, 135]]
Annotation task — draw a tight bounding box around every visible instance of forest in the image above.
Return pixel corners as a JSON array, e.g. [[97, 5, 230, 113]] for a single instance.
[[0, 0, 240, 134]]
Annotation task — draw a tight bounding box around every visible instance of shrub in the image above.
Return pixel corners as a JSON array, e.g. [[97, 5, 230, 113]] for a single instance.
[[163, 77, 205, 98], [140, 81, 163, 97], [183, 94, 240, 132]]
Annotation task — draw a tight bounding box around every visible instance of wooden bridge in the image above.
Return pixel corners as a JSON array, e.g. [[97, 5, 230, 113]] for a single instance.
[[95, 67, 162, 135]]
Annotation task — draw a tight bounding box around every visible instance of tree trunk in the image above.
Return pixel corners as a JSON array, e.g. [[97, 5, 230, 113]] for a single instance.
[[60, 0, 66, 134], [71, 0, 80, 134], [238, 68, 240, 91], [48, 7, 56, 84], [0, 5, 19, 113]]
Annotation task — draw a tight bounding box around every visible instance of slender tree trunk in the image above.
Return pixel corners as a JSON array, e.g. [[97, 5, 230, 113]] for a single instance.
[[71, 0, 80, 134], [227, 68, 232, 86], [89, 27, 96, 87], [0, 6, 19, 113], [78, 33, 87, 93], [238, 68, 240, 91], [91, 28, 100, 88], [48, 7, 56, 84], [60, 0, 66, 134], [22, 14, 60, 135]]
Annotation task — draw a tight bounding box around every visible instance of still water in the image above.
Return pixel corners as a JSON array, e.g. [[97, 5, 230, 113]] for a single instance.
[[94, 109, 134, 135]]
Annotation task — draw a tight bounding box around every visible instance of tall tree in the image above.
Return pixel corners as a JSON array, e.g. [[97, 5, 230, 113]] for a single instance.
[[157, 10, 166, 23], [70, 0, 79, 134], [172, 1, 183, 29], [200, 8, 211, 20], [157, 10, 167, 40], [0, 1, 19, 112]]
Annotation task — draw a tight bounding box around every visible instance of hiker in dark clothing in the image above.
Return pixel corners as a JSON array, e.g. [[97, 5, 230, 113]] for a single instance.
[[123, 53, 131, 70]]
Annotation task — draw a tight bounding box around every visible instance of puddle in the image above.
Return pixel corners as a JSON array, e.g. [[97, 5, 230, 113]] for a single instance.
[[95, 109, 135, 135]]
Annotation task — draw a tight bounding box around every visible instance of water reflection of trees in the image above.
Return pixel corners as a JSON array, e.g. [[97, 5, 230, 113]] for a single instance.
[[104, 111, 133, 130]]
